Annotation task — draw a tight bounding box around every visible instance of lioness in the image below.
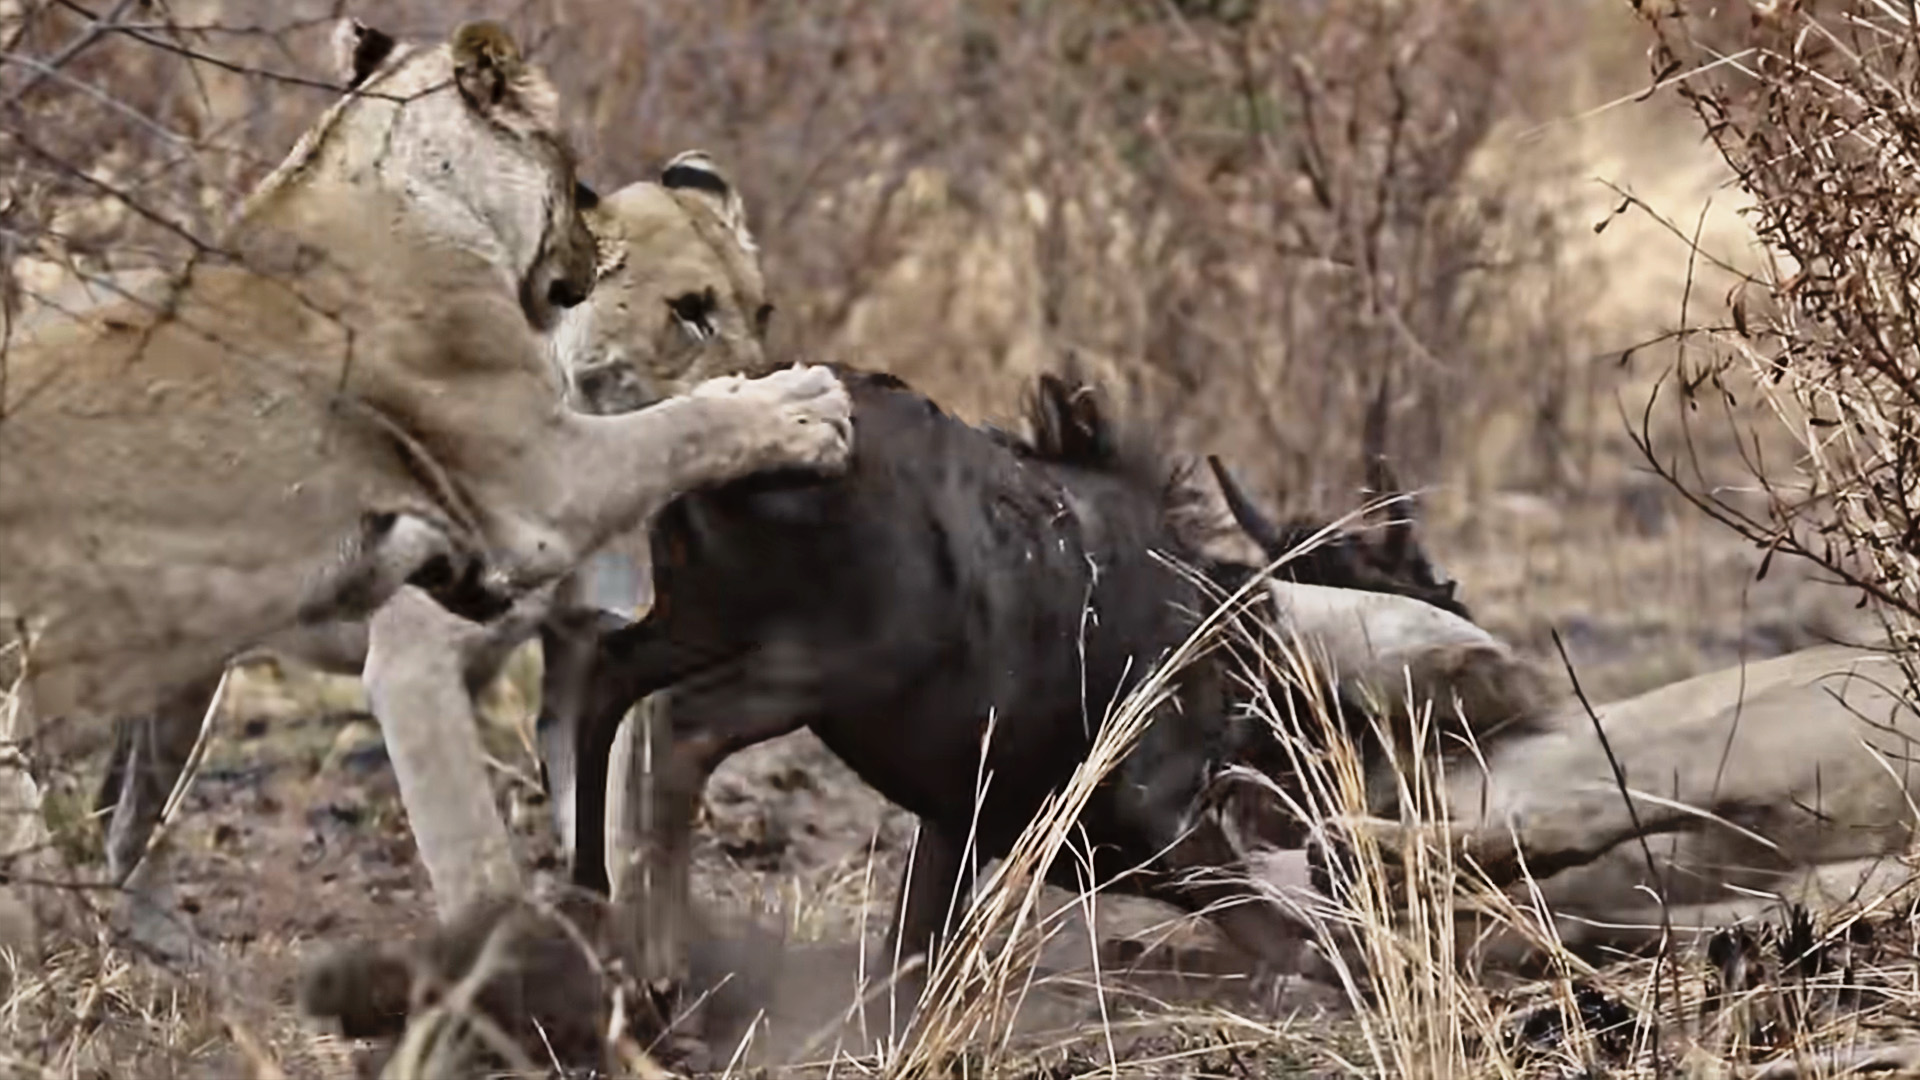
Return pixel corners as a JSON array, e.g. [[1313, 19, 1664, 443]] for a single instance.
[[1434, 642, 1920, 962], [1, 19, 850, 961], [1276, 587, 1920, 968], [94, 146, 782, 929]]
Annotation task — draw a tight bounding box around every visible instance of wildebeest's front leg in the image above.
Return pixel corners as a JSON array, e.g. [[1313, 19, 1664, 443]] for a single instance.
[[884, 822, 974, 1029], [573, 640, 814, 986]]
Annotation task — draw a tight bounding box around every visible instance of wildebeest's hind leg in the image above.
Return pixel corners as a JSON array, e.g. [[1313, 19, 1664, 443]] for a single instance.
[[559, 618, 722, 896], [533, 605, 631, 864], [97, 675, 218, 887]]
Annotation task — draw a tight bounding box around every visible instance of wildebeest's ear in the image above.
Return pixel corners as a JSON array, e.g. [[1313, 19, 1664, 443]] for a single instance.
[[331, 18, 397, 89], [1034, 373, 1088, 457], [661, 150, 758, 252]]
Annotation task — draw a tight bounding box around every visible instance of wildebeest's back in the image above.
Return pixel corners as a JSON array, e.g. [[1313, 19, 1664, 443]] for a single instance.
[[651, 368, 1201, 847]]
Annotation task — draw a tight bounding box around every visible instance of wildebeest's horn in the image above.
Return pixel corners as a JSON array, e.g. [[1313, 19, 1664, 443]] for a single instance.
[[1207, 455, 1285, 557], [1362, 373, 1413, 564]]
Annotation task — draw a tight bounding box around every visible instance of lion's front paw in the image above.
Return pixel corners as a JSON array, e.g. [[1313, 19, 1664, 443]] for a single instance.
[[688, 372, 750, 399], [704, 363, 854, 474]]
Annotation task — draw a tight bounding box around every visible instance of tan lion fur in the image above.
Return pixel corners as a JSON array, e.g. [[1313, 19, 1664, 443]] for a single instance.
[[1450, 643, 1920, 960], [84, 144, 797, 951]]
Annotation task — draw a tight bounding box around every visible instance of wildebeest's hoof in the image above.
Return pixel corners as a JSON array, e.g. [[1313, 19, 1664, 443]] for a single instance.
[[695, 363, 854, 475]]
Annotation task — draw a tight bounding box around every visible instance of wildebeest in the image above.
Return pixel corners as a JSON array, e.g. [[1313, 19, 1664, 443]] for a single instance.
[[540, 365, 1489, 1017], [537, 367, 1311, 1004]]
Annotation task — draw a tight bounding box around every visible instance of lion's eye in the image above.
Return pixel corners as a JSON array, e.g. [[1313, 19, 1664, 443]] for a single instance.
[[668, 289, 717, 341], [754, 302, 776, 338]]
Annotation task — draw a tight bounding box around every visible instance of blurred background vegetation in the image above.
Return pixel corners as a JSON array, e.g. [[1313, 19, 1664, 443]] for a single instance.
[[5, 0, 1849, 706]]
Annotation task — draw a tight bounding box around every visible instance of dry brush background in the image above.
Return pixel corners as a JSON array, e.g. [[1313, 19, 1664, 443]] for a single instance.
[[4, 0, 1917, 1076]]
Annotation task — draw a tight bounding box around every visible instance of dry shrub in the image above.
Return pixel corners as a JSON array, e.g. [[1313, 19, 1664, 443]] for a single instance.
[[553, 0, 1601, 512], [1624, 1, 1920, 668]]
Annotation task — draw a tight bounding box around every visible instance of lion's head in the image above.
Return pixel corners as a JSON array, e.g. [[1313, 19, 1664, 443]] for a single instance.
[[235, 19, 599, 332], [553, 151, 772, 414]]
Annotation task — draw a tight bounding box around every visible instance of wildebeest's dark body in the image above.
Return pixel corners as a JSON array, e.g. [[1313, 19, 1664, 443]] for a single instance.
[[549, 366, 1302, 987]]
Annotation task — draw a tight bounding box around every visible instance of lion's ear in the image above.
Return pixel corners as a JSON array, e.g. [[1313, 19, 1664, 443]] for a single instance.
[[450, 21, 526, 108], [332, 18, 397, 89], [448, 21, 561, 135], [661, 150, 757, 253]]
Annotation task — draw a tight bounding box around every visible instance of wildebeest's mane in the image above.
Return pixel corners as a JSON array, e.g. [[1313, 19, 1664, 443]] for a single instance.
[[811, 363, 1184, 498], [1004, 367, 1221, 555], [784, 363, 1219, 551]]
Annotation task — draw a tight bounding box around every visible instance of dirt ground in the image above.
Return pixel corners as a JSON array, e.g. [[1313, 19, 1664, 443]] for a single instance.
[[9, 649, 1365, 1077]]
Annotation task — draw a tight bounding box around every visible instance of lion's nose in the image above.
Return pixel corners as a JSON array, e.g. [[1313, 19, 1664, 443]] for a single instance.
[[548, 277, 589, 309]]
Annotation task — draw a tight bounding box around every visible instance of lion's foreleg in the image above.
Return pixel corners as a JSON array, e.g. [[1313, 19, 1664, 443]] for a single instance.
[[490, 365, 851, 595], [363, 587, 523, 918]]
